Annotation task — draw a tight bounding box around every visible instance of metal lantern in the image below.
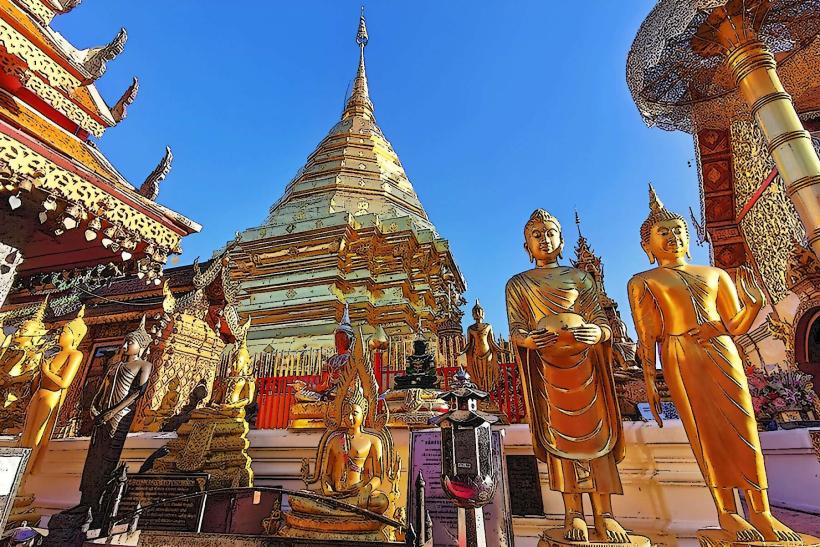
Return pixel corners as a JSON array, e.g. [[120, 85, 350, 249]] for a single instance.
[[429, 367, 498, 547]]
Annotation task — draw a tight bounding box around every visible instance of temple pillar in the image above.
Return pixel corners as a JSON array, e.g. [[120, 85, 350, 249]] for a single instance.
[[716, 17, 820, 256]]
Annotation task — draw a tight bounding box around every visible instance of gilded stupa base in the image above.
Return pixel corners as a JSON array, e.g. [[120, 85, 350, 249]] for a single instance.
[[382, 388, 447, 427], [152, 409, 253, 489], [538, 528, 651, 547], [697, 530, 820, 547]]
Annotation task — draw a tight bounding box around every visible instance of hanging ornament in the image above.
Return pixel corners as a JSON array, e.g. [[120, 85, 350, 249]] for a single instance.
[[42, 195, 57, 211], [8, 193, 21, 210]]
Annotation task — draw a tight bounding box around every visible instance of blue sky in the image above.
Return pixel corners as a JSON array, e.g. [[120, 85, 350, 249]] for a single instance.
[[53, 1, 709, 334]]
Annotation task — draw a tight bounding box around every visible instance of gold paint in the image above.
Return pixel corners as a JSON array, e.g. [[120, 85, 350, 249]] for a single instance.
[[138, 377, 180, 432], [0, 134, 183, 249], [9, 305, 86, 524], [506, 209, 629, 543], [0, 4, 80, 92], [628, 186, 802, 543]]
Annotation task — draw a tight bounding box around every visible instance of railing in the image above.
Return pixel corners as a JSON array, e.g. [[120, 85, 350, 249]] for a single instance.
[[252, 360, 525, 429]]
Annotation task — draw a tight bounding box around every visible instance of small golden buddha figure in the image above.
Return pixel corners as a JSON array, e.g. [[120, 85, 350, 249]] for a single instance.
[[18, 306, 87, 476], [0, 299, 49, 433], [461, 299, 502, 392], [506, 209, 631, 544], [203, 332, 255, 419], [139, 377, 181, 432], [627, 186, 803, 544], [152, 320, 256, 489]]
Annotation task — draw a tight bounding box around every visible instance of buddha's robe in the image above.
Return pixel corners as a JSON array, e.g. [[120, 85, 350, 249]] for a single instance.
[[629, 266, 766, 491], [506, 266, 624, 494]]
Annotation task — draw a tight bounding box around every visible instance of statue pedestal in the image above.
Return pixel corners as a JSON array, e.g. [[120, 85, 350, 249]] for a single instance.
[[151, 409, 253, 489], [383, 388, 448, 427], [538, 528, 651, 547], [280, 509, 390, 542], [696, 530, 820, 547]]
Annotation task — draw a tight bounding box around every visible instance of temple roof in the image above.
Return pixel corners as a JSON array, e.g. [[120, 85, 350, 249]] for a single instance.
[[264, 12, 437, 235]]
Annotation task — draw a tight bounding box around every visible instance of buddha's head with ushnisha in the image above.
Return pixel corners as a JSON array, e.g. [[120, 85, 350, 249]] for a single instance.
[[524, 209, 563, 265], [231, 317, 252, 375], [342, 387, 368, 430], [11, 297, 49, 350], [472, 299, 484, 322], [60, 305, 88, 350], [640, 184, 690, 264]]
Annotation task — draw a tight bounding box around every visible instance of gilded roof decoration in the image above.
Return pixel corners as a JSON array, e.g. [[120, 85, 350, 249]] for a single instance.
[[626, 0, 820, 132], [79, 27, 126, 80], [139, 146, 173, 201]]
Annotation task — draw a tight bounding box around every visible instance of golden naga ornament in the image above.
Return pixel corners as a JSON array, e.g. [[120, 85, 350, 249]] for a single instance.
[[627, 185, 816, 545], [506, 209, 648, 546]]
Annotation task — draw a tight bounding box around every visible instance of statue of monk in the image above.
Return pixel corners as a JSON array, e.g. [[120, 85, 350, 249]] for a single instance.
[[79, 314, 152, 526], [293, 303, 354, 403], [627, 186, 801, 543], [460, 299, 502, 391], [506, 209, 628, 543], [0, 299, 49, 433], [19, 306, 87, 477], [139, 377, 180, 432], [290, 396, 389, 517]]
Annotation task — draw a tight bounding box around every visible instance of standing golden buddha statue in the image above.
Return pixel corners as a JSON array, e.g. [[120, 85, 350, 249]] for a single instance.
[[627, 186, 813, 545], [506, 209, 641, 545], [460, 300, 502, 392], [10, 306, 87, 526], [19, 305, 87, 475], [0, 299, 49, 433]]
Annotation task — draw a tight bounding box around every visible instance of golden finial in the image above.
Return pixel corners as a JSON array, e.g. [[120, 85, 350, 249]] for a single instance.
[[640, 183, 686, 243], [343, 8, 374, 120], [648, 182, 664, 213], [356, 6, 368, 46], [161, 280, 177, 315], [368, 324, 389, 351]]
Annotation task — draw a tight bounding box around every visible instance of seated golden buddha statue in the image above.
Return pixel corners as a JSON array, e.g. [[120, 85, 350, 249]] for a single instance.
[[202, 330, 255, 419], [152, 319, 256, 489], [0, 299, 49, 434], [139, 377, 181, 432], [283, 328, 400, 541]]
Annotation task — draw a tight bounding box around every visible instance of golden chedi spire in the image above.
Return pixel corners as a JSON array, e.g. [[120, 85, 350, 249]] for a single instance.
[[343, 8, 374, 121]]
